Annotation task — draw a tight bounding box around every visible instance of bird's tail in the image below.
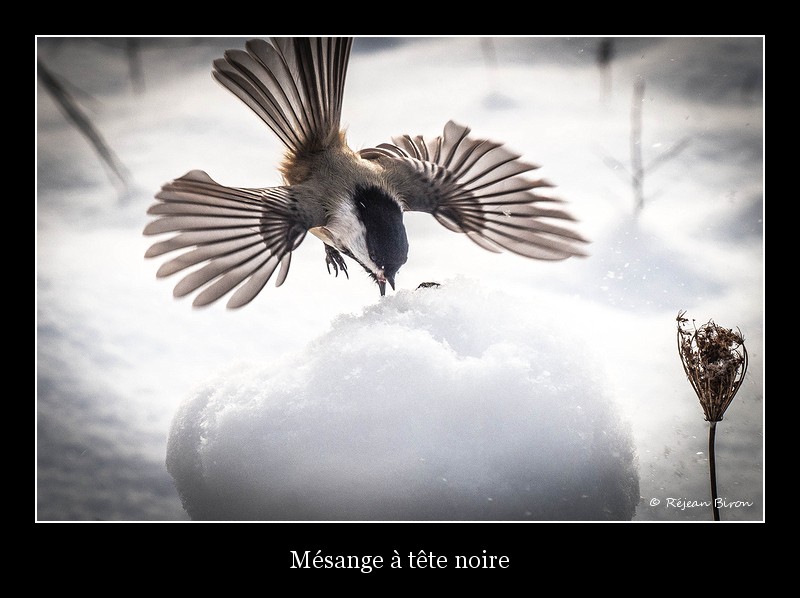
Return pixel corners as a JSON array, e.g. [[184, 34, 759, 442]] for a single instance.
[[212, 37, 352, 178]]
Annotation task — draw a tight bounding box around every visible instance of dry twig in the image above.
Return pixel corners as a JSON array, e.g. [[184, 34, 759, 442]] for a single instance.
[[676, 311, 748, 520]]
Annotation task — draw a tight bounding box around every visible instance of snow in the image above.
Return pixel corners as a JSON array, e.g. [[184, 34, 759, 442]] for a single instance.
[[166, 279, 639, 520], [36, 36, 763, 522]]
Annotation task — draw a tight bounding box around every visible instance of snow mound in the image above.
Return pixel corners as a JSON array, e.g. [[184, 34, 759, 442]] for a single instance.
[[166, 278, 639, 520]]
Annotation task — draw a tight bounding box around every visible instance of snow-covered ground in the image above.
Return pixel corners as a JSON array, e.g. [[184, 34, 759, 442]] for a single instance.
[[36, 36, 763, 522]]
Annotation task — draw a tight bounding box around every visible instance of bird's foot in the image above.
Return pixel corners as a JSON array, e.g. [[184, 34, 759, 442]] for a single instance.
[[325, 245, 349, 279]]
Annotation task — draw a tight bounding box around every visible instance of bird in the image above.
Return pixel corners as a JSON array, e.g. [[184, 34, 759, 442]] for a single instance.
[[143, 37, 589, 308]]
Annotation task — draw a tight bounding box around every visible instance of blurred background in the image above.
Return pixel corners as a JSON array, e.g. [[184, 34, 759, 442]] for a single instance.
[[36, 36, 763, 521]]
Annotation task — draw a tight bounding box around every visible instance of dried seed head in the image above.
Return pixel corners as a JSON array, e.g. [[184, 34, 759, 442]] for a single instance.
[[677, 311, 748, 422]]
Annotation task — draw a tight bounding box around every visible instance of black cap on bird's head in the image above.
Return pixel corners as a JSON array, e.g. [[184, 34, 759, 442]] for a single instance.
[[311, 185, 409, 296], [355, 185, 408, 295]]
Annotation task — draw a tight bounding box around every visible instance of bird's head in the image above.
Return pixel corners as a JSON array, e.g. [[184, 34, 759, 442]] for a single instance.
[[311, 185, 408, 296]]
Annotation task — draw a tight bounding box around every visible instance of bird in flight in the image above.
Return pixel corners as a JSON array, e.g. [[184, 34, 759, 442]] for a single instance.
[[144, 38, 588, 308]]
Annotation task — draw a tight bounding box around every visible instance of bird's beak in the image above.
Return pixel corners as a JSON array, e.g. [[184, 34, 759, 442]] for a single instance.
[[376, 269, 388, 296]]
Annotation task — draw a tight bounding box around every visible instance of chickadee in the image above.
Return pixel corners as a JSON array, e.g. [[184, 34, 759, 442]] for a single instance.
[[144, 37, 588, 307]]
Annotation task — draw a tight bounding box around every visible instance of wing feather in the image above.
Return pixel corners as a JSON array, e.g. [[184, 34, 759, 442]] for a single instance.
[[361, 120, 589, 260], [143, 170, 309, 307]]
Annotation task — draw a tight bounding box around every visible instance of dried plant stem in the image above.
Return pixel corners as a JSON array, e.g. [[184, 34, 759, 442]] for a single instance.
[[38, 60, 131, 196], [676, 312, 747, 522], [602, 76, 689, 214], [708, 421, 720, 521], [631, 77, 645, 212]]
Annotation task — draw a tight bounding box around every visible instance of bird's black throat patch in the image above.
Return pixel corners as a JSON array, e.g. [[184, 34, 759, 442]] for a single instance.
[[353, 185, 409, 280]]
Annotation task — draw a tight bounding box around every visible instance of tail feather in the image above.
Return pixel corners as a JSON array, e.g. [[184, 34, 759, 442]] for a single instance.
[[212, 37, 352, 157]]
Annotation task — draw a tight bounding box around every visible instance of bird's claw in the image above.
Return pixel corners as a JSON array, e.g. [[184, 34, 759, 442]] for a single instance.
[[325, 245, 349, 279]]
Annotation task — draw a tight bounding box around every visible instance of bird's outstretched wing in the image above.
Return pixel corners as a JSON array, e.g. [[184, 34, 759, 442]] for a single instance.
[[360, 120, 589, 260], [143, 170, 309, 308]]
